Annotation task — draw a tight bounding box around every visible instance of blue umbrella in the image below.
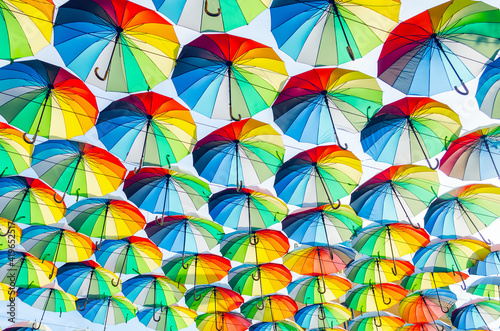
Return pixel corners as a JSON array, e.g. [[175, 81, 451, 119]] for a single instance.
[[469, 249, 500, 276], [451, 299, 500, 330], [476, 57, 500, 119]]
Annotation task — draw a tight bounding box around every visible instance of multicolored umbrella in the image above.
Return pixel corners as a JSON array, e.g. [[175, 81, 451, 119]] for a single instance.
[[294, 303, 351, 330], [172, 33, 288, 120], [345, 257, 415, 285], [184, 285, 244, 313], [397, 321, 452, 331], [399, 289, 457, 323], [467, 276, 500, 300], [401, 271, 469, 291], [274, 145, 362, 208], [287, 274, 351, 304], [476, 57, 500, 119], [31, 140, 127, 202], [54, 0, 179, 92], [348, 312, 405, 331], [378, 0, 500, 96], [0, 0, 54, 60], [228, 263, 292, 296], [193, 118, 285, 187], [469, 247, 500, 276], [270, 0, 401, 66], [137, 305, 197, 331], [196, 312, 251, 331], [345, 283, 407, 313], [3, 320, 53, 331], [451, 299, 500, 330], [240, 294, 298, 322], [250, 319, 303, 331], [95, 92, 196, 171], [440, 125, 500, 180], [0, 217, 20, 248], [360, 97, 461, 168], [272, 67, 382, 146], [0, 251, 55, 288], [0, 122, 32, 176], [76, 295, 137, 330], [0, 60, 98, 143]]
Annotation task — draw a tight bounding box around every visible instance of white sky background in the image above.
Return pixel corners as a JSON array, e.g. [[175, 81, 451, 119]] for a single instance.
[[2, 0, 500, 330]]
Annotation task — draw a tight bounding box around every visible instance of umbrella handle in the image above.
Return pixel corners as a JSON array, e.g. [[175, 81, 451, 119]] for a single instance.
[[236, 180, 243, 192], [337, 141, 348, 150], [346, 46, 355, 61], [152, 306, 162, 322], [408, 219, 421, 229], [95, 240, 102, 251], [374, 312, 383, 327], [181, 253, 189, 269], [251, 269, 261, 281], [155, 216, 164, 226], [32, 321, 42, 330], [317, 275, 327, 294], [330, 199, 341, 210], [256, 299, 265, 310], [193, 286, 202, 301], [0, 220, 16, 237], [454, 81, 469, 95], [230, 107, 242, 122], [318, 305, 326, 320], [215, 313, 223, 331], [77, 299, 87, 311], [23, 132, 37, 144], [111, 277, 120, 287], [426, 157, 440, 170], [53, 192, 65, 204], [204, 0, 221, 16], [95, 66, 110, 81]]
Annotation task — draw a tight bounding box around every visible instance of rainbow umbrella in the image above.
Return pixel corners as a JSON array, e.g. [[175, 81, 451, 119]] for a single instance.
[[172, 33, 287, 120], [95, 92, 196, 171], [250, 319, 303, 331], [137, 305, 197, 331], [185, 285, 243, 313], [350, 164, 439, 226], [272, 67, 382, 146], [228, 263, 292, 296], [4, 321, 54, 331], [282, 203, 362, 247], [31, 140, 127, 202], [378, 0, 500, 96], [345, 257, 415, 285], [197, 312, 251, 331], [153, 0, 270, 32], [274, 145, 362, 208], [0, 251, 55, 288], [0, 217, 20, 248], [270, 0, 401, 66], [348, 312, 405, 331], [476, 57, 500, 119], [401, 271, 469, 291], [470, 246, 500, 276], [0, 281, 15, 300], [399, 289, 457, 324], [66, 198, 145, 249], [76, 295, 137, 330], [440, 125, 500, 180], [241, 294, 298, 322], [360, 97, 461, 168], [397, 322, 451, 331], [287, 274, 351, 304], [123, 166, 211, 218], [284, 245, 356, 276], [451, 299, 500, 330], [54, 0, 179, 92], [0, 123, 32, 176], [467, 276, 500, 300], [0, 60, 98, 144], [345, 283, 407, 313], [294, 303, 351, 329], [193, 118, 285, 187], [208, 187, 288, 230]]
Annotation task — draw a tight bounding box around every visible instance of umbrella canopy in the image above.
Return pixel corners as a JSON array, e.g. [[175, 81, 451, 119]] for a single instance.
[[250, 319, 303, 331], [196, 312, 251, 331], [162, 253, 231, 286], [193, 118, 285, 187], [345, 283, 407, 313], [451, 299, 500, 330], [399, 289, 457, 324], [53, 0, 179, 92], [397, 322, 451, 331], [240, 294, 298, 322], [76, 295, 137, 328], [121, 274, 186, 308], [476, 57, 500, 119], [467, 276, 500, 299], [378, 0, 500, 96], [0, 251, 55, 288], [401, 271, 469, 291], [4, 320, 53, 331], [0, 123, 32, 176], [270, 0, 401, 66], [294, 303, 351, 329], [272, 67, 382, 146], [96, 92, 196, 171], [287, 274, 351, 304], [228, 263, 292, 296], [172, 33, 288, 120], [137, 305, 197, 331], [345, 257, 415, 284], [469, 247, 500, 276], [184, 285, 244, 313], [348, 312, 405, 331]]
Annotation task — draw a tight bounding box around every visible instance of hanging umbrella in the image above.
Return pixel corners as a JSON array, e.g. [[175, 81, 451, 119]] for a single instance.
[[0, 60, 98, 144], [294, 303, 351, 330], [467, 276, 500, 300], [4, 320, 53, 331], [137, 305, 197, 331], [378, 0, 500, 96], [345, 283, 407, 313], [469, 246, 500, 276], [399, 289, 457, 324], [397, 322, 452, 331], [412, 238, 490, 289], [0, 251, 55, 288], [401, 271, 469, 291], [193, 118, 285, 187], [273, 67, 382, 146], [287, 274, 351, 305], [476, 57, 500, 119], [0, 217, 20, 248], [360, 97, 461, 168], [284, 245, 356, 276], [440, 125, 500, 180], [208, 187, 288, 230], [282, 203, 362, 247], [424, 184, 500, 242], [31, 140, 127, 202], [240, 294, 298, 322], [172, 33, 288, 120], [153, 0, 270, 32], [94, 236, 162, 287], [76, 295, 137, 330], [0, 123, 33, 176], [251, 320, 304, 331], [17, 283, 76, 329], [350, 164, 439, 226], [345, 257, 415, 285], [53, 0, 179, 92], [95, 92, 196, 171], [123, 166, 211, 218], [228, 263, 292, 296], [274, 145, 362, 208], [196, 312, 251, 331], [451, 299, 500, 330], [270, 0, 401, 66], [66, 198, 145, 249], [0, 0, 53, 60], [184, 285, 244, 313], [348, 312, 405, 331]]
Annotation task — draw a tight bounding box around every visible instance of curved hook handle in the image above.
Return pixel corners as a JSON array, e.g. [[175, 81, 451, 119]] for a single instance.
[[230, 109, 242, 122], [236, 180, 243, 192], [454, 81, 469, 95], [379, 283, 392, 305], [95, 240, 102, 251], [53, 192, 65, 204], [338, 141, 348, 150], [318, 305, 326, 320], [256, 299, 265, 310], [133, 165, 143, 174], [193, 287, 202, 301], [215, 313, 223, 331], [0, 221, 16, 237], [181, 253, 189, 269], [23, 132, 36, 144], [249, 233, 259, 245], [391, 257, 398, 276], [204, 0, 221, 16], [346, 46, 355, 61], [330, 199, 341, 210], [408, 219, 421, 229], [426, 157, 440, 170], [317, 275, 327, 294], [32, 321, 42, 330], [155, 216, 164, 226], [111, 277, 120, 287], [95, 67, 110, 81], [374, 314, 383, 327], [152, 308, 161, 322], [77, 299, 87, 311], [251, 269, 261, 281]]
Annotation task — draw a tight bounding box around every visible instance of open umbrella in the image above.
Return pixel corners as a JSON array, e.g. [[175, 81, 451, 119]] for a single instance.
[[272, 67, 382, 146], [137, 305, 197, 331], [287, 274, 351, 305], [0, 217, 20, 248], [197, 312, 251, 331], [451, 299, 500, 330], [0, 123, 32, 177], [53, 0, 179, 92], [469, 246, 500, 276], [4, 320, 53, 331], [185, 285, 243, 313], [241, 294, 298, 322], [476, 57, 500, 119], [378, 0, 500, 96], [76, 295, 137, 330], [399, 289, 457, 324], [397, 322, 451, 331], [294, 303, 351, 330], [229, 263, 292, 297], [0, 251, 55, 288], [348, 312, 405, 331], [172, 33, 288, 120], [467, 276, 500, 300], [401, 271, 469, 291], [345, 257, 415, 285], [250, 320, 304, 331], [345, 283, 407, 313]]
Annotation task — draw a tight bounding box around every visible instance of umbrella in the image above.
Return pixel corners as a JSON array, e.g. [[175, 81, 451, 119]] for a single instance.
[[440, 125, 500, 181], [401, 271, 469, 291], [282, 203, 362, 247], [31, 140, 127, 202], [348, 312, 405, 330], [0, 60, 98, 144], [345, 257, 415, 285], [193, 118, 285, 187], [360, 97, 461, 168], [228, 263, 292, 296], [137, 305, 197, 331], [240, 294, 298, 322], [467, 276, 500, 300], [274, 145, 362, 208], [123, 166, 211, 218], [172, 33, 288, 120], [0, 217, 20, 248], [399, 289, 457, 323], [284, 245, 356, 276], [0, 251, 55, 288], [345, 283, 407, 313], [76, 295, 137, 330], [4, 320, 53, 331], [208, 187, 288, 230], [294, 303, 351, 330], [272, 67, 382, 146], [53, 0, 179, 92], [350, 164, 439, 226], [270, 0, 401, 66], [184, 285, 244, 313], [397, 322, 452, 331], [287, 274, 351, 304], [95, 91, 196, 172], [476, 57, 500, 118], [66, 198, 146, 249], [0, 123, 32, 176], [153, 0, 270, 32], [378, 0, 500, 96], [470, 246, 500, 276], [196, 312, 251, 331], [451, 299, 500, 330], [424, 184, 500, 242]]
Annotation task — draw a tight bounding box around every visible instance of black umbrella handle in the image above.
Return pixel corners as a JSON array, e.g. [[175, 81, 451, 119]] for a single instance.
[[204, 0, 221, 16]]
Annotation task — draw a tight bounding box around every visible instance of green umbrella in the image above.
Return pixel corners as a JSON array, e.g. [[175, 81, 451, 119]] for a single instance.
[[76, 295, 137, 330], [287, 274, 351, 305], [0, 250, 55, 288]]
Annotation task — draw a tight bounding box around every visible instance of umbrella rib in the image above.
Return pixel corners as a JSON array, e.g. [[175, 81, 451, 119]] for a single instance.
[[430, 273, 450, 313], [406, 119, 439, 170], [313, 164, 340, 212], [483, 138, 500, 177], [389, 182, 420, 229], [330, 2, 355, 61], [134, 118, 152, 173], [95, 32, 121, 82], [54, 153, 84, 203], [474, 303, 492, 331], [432, 35, 469, 95], [457, 202, 491, 244], [96, 202, 110, 250], [323, 93, 347, 150], [23, 87, 52, 145], [0, 187, 29, 236], [385, 226, 398, 276], [445, 242, 467, 290]]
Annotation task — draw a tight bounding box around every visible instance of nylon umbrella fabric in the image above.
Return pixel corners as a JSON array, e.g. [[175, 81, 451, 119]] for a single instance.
[[0, 122, 32, 176], [0, 251, 56, 288], [4, 320, 54, 331], [53, 0, 179, 92], [469, 246, 500, 276], [451, 299, 500, 330], [121, 274, 186, 308], [378, 0, 500, 96], [287, 274, 351, 304], [228, 263, 292, 296], [401, 271, 469, 291], [467, 276, 500, 299], [249, 319, 302, 331], [476, 57, 500, 119], [399, 289, 457, 324], [75, 295, 137, 327], [344, 283, 407, 313], [240, 294, 298, 322], [294, 302, 351, 329], [184, 285, 244, 313], [137, 305, 197, 331], [345, 257, 415, 284], [270, 0, 401, 66], [196, 312, 251, 331], [348, 312, 405, 331], [172, 33, 288, 120], [397, 321, 452, 331]]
